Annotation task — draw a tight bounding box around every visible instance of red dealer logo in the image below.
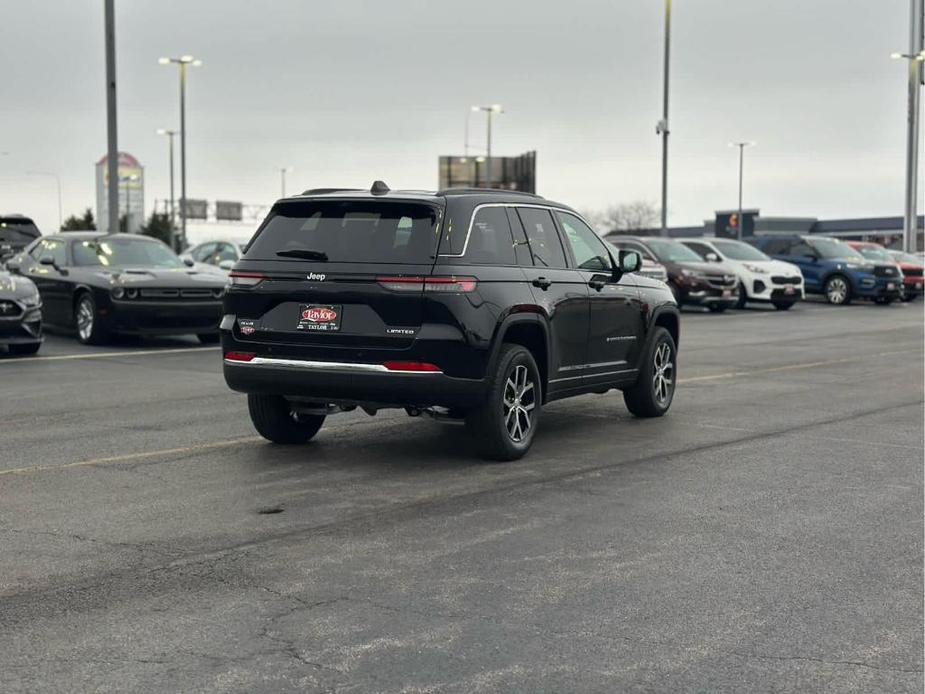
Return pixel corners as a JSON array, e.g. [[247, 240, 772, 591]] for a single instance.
[[302, 307, 337, 322]]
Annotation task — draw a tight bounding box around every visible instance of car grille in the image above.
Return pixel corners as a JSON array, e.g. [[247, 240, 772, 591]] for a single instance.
[[771, 275, 802, 285], [704, 274, 736, 289], [904, 269, 923, 280], [874, 266, 899, 278], [138, 288, 217, 300], [0, 299, 23, 318]]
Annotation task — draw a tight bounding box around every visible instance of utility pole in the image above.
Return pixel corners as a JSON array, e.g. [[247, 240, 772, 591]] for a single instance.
[[104, 0, 119, 235], [658, 0, 672, 236], [730, 142, 754, 241], [471, 105, 503, 188], [156, 129, 177, 249], [894, 0, 924, 253]]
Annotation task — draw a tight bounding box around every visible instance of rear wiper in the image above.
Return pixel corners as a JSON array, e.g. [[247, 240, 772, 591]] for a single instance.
[[276, 248, 328, 261]]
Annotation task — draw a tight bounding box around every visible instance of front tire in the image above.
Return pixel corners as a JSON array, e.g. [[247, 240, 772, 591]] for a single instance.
[[623, 327, 676, 418], [74, 292, 108, 345], [901, 293, 917, 303], [248, 393, 325, 444], [736, 283, 748, 309], [824, 275, 851, 305], [466, 344, 541, 461]]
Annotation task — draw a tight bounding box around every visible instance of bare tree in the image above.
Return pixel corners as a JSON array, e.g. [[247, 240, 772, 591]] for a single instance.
[[595, 200, 661, 233]]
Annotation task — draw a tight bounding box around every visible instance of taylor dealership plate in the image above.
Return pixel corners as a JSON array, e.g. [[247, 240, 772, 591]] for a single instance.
[[297, 304, 342, 332]]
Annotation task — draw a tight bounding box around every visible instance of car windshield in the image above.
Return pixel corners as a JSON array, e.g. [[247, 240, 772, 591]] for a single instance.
[[854, 246, 893, 263], [807, 238, 864, 261], [73, 237, 185, 268], [0, 218, 41, 244], [644, 239, 703, 263], [889, 250, 923, 265], [711, 239, 770, 261], [246, 200, 440, 264]]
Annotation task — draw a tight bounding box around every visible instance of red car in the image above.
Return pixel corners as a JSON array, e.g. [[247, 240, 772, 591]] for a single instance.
[[847, 241, 923, 302]]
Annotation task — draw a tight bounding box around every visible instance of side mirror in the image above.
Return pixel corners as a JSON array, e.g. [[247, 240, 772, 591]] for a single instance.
[[705, 252, 720, 262], [183, 257, 195, 267], [5, 259, 20, 273], [218, 259, 235, 271], [39, 256, 56, 267], [618, 249, 642, 274]]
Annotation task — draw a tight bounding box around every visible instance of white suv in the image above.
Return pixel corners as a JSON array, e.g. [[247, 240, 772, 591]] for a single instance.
[[680, 237, 804, 310]]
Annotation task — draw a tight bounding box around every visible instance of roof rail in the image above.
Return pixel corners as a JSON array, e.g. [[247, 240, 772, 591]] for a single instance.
[[436, 187, 543, 199], [299, 188, 364, 196]]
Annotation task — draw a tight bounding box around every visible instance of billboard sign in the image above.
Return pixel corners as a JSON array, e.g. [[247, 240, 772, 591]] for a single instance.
[[215, 201, 243, 221], [181, 198, 208, 220]]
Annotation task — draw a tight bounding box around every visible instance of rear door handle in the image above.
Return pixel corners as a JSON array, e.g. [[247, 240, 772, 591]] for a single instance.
[[532, 277, 552, 290]]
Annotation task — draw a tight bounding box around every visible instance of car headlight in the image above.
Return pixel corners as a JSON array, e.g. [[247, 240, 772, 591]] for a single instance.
[[111, 286, 125, 299], [743, 263, 768, 274], [681, 268, 706, 278]]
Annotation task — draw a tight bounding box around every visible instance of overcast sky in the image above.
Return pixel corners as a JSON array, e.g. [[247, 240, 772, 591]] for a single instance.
[[0, 0, 920, 238]]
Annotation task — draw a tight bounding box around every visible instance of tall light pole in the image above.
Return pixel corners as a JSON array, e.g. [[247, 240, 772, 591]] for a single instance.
[[156, 129, 177, 249], [729, 142, 754, 241], [104, 0, 119, 235], [892, 0, 924, 253], [159, 55, 201, 250], [26, 171, 62, 230], [471, 105, 503, 188], [279, 166, 294, 197], [657, 0, 672, 236]]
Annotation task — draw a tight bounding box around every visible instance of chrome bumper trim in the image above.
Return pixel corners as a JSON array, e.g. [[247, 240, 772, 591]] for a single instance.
[[224, 356, 442, 375]]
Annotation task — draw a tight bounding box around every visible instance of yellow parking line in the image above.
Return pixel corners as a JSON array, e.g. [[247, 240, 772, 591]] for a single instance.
[[0, 345, 219, 365]]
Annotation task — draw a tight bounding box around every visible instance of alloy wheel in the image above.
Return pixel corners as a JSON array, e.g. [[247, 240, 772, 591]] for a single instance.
[[653, 341, 674, 407], [503, 364, 535, 443], [826, 277, 848, 304], [76, 298, 94, 342]]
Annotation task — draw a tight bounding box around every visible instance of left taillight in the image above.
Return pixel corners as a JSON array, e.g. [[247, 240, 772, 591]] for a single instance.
[[230, 271, 265, 288], [224, 351, 256, 362], [376, 276, 477, 293]]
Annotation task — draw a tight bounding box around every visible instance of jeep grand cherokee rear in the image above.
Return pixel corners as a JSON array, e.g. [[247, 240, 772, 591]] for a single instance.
[[223, 183, 680, 460]]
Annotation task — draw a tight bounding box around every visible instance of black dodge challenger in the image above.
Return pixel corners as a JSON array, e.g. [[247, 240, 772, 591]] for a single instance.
[[0, 268, 43, 354], [5, 232, 226, 345]]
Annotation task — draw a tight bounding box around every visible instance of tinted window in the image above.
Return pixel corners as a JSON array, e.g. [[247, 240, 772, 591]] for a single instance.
[[790, 241, 814, 257], [608, 239, 655, 261], [0, 217, 41, 244], [644, 239, 704, 263], [506, 208, 533, 266], [517, 208, 567, 268], [683, 241, 714, 260], [191, 242, 216, 262], [214, 242, 238, 263], [248, 201, 440, 264], [757, 237, 790, 255], [72, 237, 184, 268], [807, 238, 864, 261], [37, 238, 67, 266], [463, 207, 515, 265], [556, 212, 611, 271]]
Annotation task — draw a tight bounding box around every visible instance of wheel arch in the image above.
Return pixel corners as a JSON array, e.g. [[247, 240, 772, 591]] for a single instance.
[[488, 313, 551, 403]]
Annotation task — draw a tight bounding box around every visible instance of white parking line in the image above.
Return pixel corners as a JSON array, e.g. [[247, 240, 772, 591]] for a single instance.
[[0, 345, 219, 365]]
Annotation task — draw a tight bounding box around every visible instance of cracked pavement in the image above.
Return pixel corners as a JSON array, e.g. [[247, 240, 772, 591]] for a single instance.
[[0, 301, 922, 692]]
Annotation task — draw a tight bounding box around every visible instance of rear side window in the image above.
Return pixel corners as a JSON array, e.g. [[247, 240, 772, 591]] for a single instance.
[[517, 207, 568, 268], [458, 207, 515, 265], [758, 237, 790, 255], [246, 201, 440, 264]]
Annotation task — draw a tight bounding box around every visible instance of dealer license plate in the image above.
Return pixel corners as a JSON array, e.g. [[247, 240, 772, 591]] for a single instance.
[[297, 304, 342, 332]]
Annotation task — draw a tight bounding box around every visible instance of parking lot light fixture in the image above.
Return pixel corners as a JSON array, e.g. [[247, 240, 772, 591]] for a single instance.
[[156, 129, 178, 249], [159, 55, 201, 250], [471, 105, 504, 188]]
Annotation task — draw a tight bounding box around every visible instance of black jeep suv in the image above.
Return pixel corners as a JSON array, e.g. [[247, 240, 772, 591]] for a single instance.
[[222, 183, 680, 460]]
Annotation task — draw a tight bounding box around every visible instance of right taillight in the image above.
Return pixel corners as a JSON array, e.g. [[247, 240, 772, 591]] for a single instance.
[[230, 271, 265, 288], [376, 276, 477, 293]]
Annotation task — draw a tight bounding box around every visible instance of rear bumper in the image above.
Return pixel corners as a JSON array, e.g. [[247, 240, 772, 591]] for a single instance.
[[103, 300, 222, 335], [224, 356, 486, 408]]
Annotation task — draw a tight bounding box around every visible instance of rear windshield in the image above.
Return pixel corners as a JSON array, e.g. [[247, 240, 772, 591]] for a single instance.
[[245, 201, 441, 264], [0, 218, 41, 244]]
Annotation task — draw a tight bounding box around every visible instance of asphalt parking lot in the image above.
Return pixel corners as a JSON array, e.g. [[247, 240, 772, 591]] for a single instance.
[[0, 300, 922, 693]]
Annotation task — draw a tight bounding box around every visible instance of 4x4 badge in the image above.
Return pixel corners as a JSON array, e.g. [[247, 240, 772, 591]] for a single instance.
[[307, 272, 326, 281]]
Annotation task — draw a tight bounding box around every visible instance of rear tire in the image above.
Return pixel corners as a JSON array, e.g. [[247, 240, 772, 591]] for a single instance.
[[824, 275, 851, 305], [197, 332, 220, 344], [466, 344, 541, 462], [248, 393, 325, 444], [9, 342, 41, 355], [74, 292, 108, 345], [623, 327, 676, 418]]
